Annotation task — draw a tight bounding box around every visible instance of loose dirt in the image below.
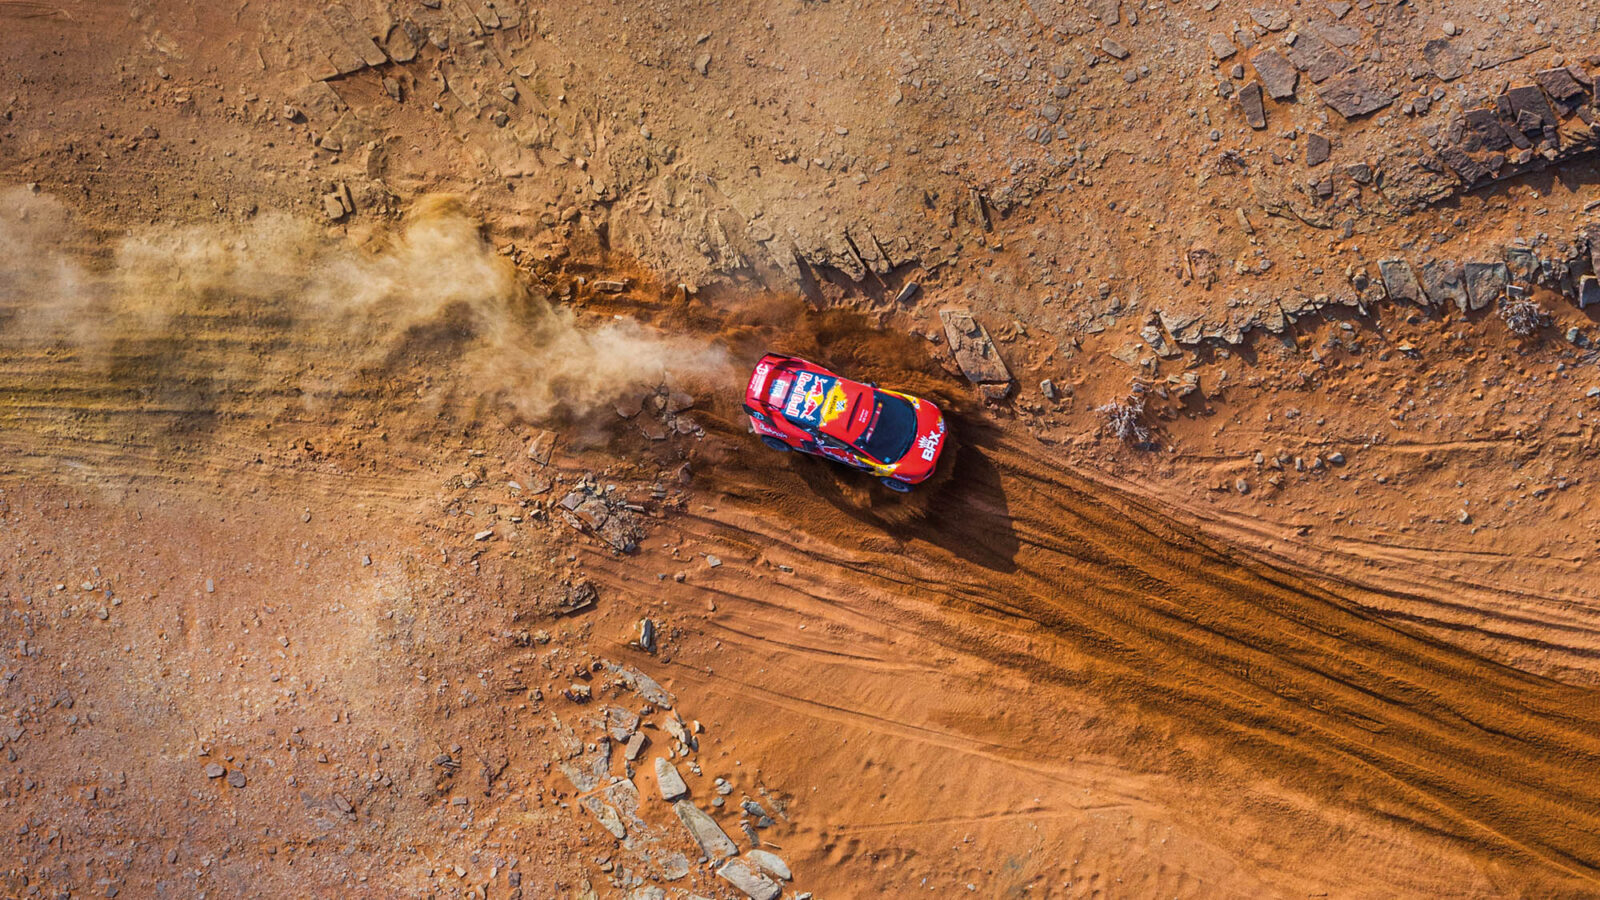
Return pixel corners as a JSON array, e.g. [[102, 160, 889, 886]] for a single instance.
[[5, 1, 1600, 898]]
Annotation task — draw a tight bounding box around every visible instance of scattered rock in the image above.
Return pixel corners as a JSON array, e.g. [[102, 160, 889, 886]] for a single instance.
[[1305, 133, 1331, 166], [1100, 38, 1129, 60], [939, 309, 1013, 386], [226, 770, 247, 789], [1378, 260, 1423, 304], [624, 732, 649, 761], [747, 849, 792, 881], [716, 857, 782, 900], [1208, 34, 1237, 60], [673, 801, 738, 861], [1580, 275, 1600, 309], [1463, 262, 1510, 310], [204, 763, 225, 779], [655, 758, 689, 802], [1421, 260, 1469, 311], [693, 53, 711, 76], [1239, 81, 1267, 129], [1252, 50, 1298, 100], [1247, 7, 1290, 31], [526, 430, 557, 465], [1319, 74, 1395, 118]]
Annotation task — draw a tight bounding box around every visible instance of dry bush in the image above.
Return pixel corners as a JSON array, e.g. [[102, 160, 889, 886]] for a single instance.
[[1096, 396, 1150, 443], [1499, 296, 1547, 337]]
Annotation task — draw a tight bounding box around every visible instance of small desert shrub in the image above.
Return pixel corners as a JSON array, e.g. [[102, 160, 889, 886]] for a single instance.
[[1499, 296, 1546, 337], [1097, 396, 1150, 443]]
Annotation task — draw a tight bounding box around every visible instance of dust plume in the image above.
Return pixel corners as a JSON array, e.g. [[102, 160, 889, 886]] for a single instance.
[[0, 188, 727, 421]]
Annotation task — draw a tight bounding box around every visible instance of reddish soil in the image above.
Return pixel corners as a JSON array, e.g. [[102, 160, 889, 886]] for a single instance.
[[5, 1, 1600, 899]]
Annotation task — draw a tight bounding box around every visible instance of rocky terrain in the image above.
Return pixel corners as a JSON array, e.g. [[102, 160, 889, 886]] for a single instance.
[[5, 0, 1600, 897]]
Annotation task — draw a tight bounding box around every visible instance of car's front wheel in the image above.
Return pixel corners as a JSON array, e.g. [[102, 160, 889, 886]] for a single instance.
[[879, 477, 913, 493], [761, 436, 792, 452]]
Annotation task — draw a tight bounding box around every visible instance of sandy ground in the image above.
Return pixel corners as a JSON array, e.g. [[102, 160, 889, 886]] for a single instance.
[[5, 0, 1600, 897]]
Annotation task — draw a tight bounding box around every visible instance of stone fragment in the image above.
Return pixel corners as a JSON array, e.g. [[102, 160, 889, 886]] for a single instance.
[[624, 732, 649, 761], [1252, 50, 1297, 99], [1208, 33, 1236, 60], [1305, 133, 1331, 166], [1504, 247, 1537, 284], [1378, 260, 1423, 304], [939, 309, 1013, 385], [321, 192, 347, 220], [747, 849, 791, 881], [1535, 67, 1587, 102], [1422, 39, 1467, 81], [226, 770, 246, 789], [716, 858, 782, 900], [1580, 275, 1600, 309], [1307, 22, 1360, 48], [1286, 33, 1352, 83], [384, 21, 419, 63], [1100, 38, 1129, 60], [1247, 7, 1289, 30], [1462, 108, 1514, 151], [1319, 74, 1394, 118], [1463, 262, 1509, 310], [1421, 260, 1468, 310], [1239, 81, 1267, 129], [655, 758, 689, 801], [582, 794, 627, 839], [1326, 1, 1351, 17], [674, 801, 738, 861], [1438, 146, 1489, 183], [694, 53, 711, 75], [1505, 85, 1557, 130], [204, 763, 225, 779]]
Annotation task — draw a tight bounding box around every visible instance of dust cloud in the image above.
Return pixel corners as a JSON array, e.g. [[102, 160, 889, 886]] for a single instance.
[[0, 188, 727, 420]]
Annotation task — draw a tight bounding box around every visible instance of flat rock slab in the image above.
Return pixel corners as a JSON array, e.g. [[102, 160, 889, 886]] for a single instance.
[[747, 849, 792, 881], [716, 858, 782, 900], [1286, 33, 1352, 83], [1535, 67, 1587, 102], [1423, 39, 1467, 81], [1319, 74, 1395, 118], [673, 801, 738, 862], [655, 757, 689, 802], [939, 309, 1012, 385], [1378, 260, 1423, 304], [1504, 247, 1538, 284], [1464, 262, 1509, 310], [1421, 260, 1468, 310], [1580, 275, 1600, 309], [1252, 50, 1297, 99], [1438, 145, 1490, 184], [1239, 80, 1267, 129], [1505, 85, 1557, 129], [1305, 133, 1331, 166]]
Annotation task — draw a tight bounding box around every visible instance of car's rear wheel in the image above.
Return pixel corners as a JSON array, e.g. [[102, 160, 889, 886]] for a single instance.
[[879, 477, 913, 493], [761, 436, 792, 452]]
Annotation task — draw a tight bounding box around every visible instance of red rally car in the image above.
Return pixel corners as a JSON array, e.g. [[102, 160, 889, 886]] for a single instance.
[[743, 353, 948, 492]]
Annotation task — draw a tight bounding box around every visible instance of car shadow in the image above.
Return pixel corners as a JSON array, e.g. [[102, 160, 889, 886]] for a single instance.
[[795, 410, 1020, 573]]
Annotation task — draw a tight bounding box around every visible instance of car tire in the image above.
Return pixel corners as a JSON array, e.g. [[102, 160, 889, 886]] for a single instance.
[[879, 477, 913, 493], [761, 436, 791, 452]]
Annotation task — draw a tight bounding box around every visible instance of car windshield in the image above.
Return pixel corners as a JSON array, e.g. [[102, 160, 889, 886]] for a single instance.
[[853, 393, 918, 462]]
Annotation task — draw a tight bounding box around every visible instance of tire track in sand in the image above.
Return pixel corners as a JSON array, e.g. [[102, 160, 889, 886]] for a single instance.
[[609, 411, 1600, 891]]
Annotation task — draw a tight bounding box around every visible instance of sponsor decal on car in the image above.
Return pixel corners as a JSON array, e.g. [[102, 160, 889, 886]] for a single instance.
[[783, 371, 839, 428], [819, 382, 850, 426], [917, 431, 942, 462], [767, 376, 791, 405]]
